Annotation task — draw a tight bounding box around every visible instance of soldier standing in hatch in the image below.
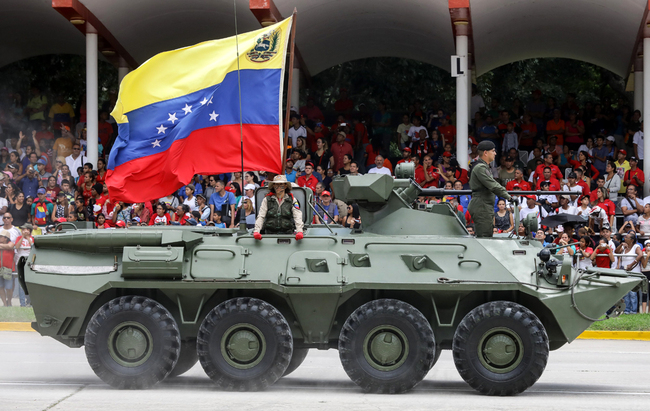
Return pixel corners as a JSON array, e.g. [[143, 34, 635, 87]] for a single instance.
[[253, 175, 304, 240], [468, 141, 513, 237]]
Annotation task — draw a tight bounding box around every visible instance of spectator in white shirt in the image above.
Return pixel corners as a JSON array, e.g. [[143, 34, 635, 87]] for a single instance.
[[367, 154, 392, 176]]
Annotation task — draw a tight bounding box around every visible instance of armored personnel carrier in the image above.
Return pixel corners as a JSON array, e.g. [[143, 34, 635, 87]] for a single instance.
[[19, 165, 646, 395]]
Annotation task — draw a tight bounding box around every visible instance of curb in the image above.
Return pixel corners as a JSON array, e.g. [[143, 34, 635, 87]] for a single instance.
[[0, 322, 34, 332], [1, 322, 650, 340], [576, 330, 650, 341]]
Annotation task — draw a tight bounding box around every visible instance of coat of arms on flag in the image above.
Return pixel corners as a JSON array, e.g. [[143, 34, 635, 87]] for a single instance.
[[246, 28, 281, 63]]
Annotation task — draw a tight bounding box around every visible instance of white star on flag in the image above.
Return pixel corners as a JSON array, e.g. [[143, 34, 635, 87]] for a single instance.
[[152, 139, 161, 148], [156, 124, 167, 134], [208, 97, 213, 105], [209, 111, 219, 121], [200, 97, 208, 106], [168, 113, 178, 124], [182, 104, 192, 115]]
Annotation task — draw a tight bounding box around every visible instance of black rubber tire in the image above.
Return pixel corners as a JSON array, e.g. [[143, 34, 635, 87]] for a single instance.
[[197, 297, 293, 390], [168, 339, 198, 377], [338, 299, 435, 394], [84, 296, 180, 389], [282, 348, 309, 377], [452, 301, 549, 396], [430, 344, 442, 369]]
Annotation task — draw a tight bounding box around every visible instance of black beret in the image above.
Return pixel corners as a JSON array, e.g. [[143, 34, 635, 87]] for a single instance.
[[477, 140, 495, 151]]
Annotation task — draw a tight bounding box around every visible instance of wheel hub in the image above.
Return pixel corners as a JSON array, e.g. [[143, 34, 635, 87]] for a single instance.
[[108, 321, 153, 367], [478, 327, 524, 373], [221, 324, 266, 369], [363, 325, 409, 371]]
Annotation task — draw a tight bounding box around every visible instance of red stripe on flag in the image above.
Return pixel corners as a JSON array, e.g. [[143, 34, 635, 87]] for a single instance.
[[106, 124, 281, 203]]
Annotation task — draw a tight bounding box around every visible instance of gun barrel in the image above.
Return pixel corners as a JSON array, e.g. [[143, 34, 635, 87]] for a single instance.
[[418, 189, 578, 197]]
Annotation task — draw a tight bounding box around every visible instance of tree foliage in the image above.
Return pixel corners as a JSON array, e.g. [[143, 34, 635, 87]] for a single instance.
[[0, 54, 117, 104], [307, 57, 630, 112]]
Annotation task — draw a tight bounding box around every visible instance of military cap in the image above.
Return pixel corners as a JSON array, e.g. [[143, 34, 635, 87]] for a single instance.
[[477, 140, 496, 151]]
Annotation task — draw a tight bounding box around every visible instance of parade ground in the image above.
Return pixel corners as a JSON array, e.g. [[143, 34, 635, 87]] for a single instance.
[[1, 331, 648, 411]]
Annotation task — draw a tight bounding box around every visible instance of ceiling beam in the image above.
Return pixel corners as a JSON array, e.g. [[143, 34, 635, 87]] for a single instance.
[[448, 0, 475, 73], [52, 0, 138, 69], [249, 0, 311, 86]]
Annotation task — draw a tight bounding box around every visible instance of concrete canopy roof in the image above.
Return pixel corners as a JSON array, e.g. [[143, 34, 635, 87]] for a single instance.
[[1, 0, 648, 79], [0, 0, 86, 68], [471, 0, 647, 77]]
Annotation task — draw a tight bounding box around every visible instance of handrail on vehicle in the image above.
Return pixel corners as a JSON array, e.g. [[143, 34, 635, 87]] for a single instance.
[[364, 242, 468, 250], [235, 235, 337, 243]]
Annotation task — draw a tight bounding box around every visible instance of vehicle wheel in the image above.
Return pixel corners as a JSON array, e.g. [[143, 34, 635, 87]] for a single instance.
[[338, 299, 435, 394], [84, 296, 180, 389], [283, 348, 309, 377], [197, 297, 292, 390], [452, 301, 549, 396], [430, 344, 442, 369], [168, 339, 198, 377]]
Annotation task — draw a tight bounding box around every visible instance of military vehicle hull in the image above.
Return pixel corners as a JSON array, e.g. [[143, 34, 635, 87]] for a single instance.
[[20, 173, 646, 395]]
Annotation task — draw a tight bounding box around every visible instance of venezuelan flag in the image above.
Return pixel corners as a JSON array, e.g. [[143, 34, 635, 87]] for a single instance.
[[107, 17, 292, 203]]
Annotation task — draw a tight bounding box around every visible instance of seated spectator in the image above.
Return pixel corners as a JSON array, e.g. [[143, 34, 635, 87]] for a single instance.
[[150, 202, 172, 225], [285, 159, 297, 182], [95, 213, 110, 229], [494, 199, 513, 233], [620, 185, 643, 224], [297, 162, 319, 190], [111, 202, 131, 225], [367, 154, 392, 176], [637, 202, 650, 236], [314, 191, 339, 224], [506, 168, 531, 191], [554, 232, 575, 257], [208, 180, 236, 228], [520, 195, 547, 224], [349, 161, 361, 176], [51, 192, 72, 222], [183, 184, 198, 211], [625, 156, 644, 194], [132, 203, 151, 225], [603, 161, 621, 201], [591, 237, 615, 268], [575, 236, 594, 269], [207, 211, 226, 228], [414, 154, 439, 188], [339, 154, 353, 175], [342, 203, 361, 229]]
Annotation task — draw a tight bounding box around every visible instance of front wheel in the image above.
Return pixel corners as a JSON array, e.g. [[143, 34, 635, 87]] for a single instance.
[[84, 296, 180, 389], [452, 301, 549, 396]]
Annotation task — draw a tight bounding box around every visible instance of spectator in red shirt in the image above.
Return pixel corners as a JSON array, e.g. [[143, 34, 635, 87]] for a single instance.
[[296, 162, 319, 190], [536, 167, 561, 191], [574, 167, 592, 195], [334, 88, 354, 114], [534, 153, 563, 182], [591, 238, 614, 268], [415, 154, 439, 188], [506, 168, 532, 191], [589, 176, 606, 204], [396, 147, 413, 165], [149, 203, 172, 225], [595, 187, 616, 228], [299, 97, 324, 122], [437, 116, 457, 147], [331, 131, 354, 171], [624, 156, 645, 192]]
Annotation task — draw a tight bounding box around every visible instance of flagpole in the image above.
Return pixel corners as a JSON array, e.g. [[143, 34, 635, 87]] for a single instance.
[[233, 0, 246, 232], [282, 9, 298, 166]]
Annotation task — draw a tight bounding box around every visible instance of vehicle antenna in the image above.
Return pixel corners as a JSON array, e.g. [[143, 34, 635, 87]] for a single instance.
[[233, 0, 247, 233]]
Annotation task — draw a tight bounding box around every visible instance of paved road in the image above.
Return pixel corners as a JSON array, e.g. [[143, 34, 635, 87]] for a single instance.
[[1, 331, 649, 410]]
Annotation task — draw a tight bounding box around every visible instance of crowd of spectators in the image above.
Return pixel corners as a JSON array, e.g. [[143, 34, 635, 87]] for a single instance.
[[0, 85, 647, 312]]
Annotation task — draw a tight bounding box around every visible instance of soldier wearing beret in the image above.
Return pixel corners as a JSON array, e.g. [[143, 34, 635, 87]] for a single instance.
[[468, 141, 513, 237]]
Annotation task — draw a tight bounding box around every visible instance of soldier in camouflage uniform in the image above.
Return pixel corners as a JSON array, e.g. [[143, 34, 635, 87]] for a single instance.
[[468, 141, 513, 237]]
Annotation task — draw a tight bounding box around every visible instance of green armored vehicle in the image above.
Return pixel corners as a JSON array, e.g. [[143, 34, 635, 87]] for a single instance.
[[19, 165, 646, 395]]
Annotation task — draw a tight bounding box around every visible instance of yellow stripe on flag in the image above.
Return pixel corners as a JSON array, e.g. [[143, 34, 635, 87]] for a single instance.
[[112, 17, 292, 122]]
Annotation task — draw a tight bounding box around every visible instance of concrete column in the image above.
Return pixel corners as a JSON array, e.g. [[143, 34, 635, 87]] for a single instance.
[[118, 57, 130, 85], [467, 67, 472, 122], [86, 23, 98, 167], [291, 67, 300, 110], [634, 69, 643, 113], [456, 34, 469, 169], [634, 37, 650, 197]]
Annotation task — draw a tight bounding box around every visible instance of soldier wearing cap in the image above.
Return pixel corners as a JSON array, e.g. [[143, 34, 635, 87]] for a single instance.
[[254, 175, 303, 240], [468, 141, 512, 237]]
